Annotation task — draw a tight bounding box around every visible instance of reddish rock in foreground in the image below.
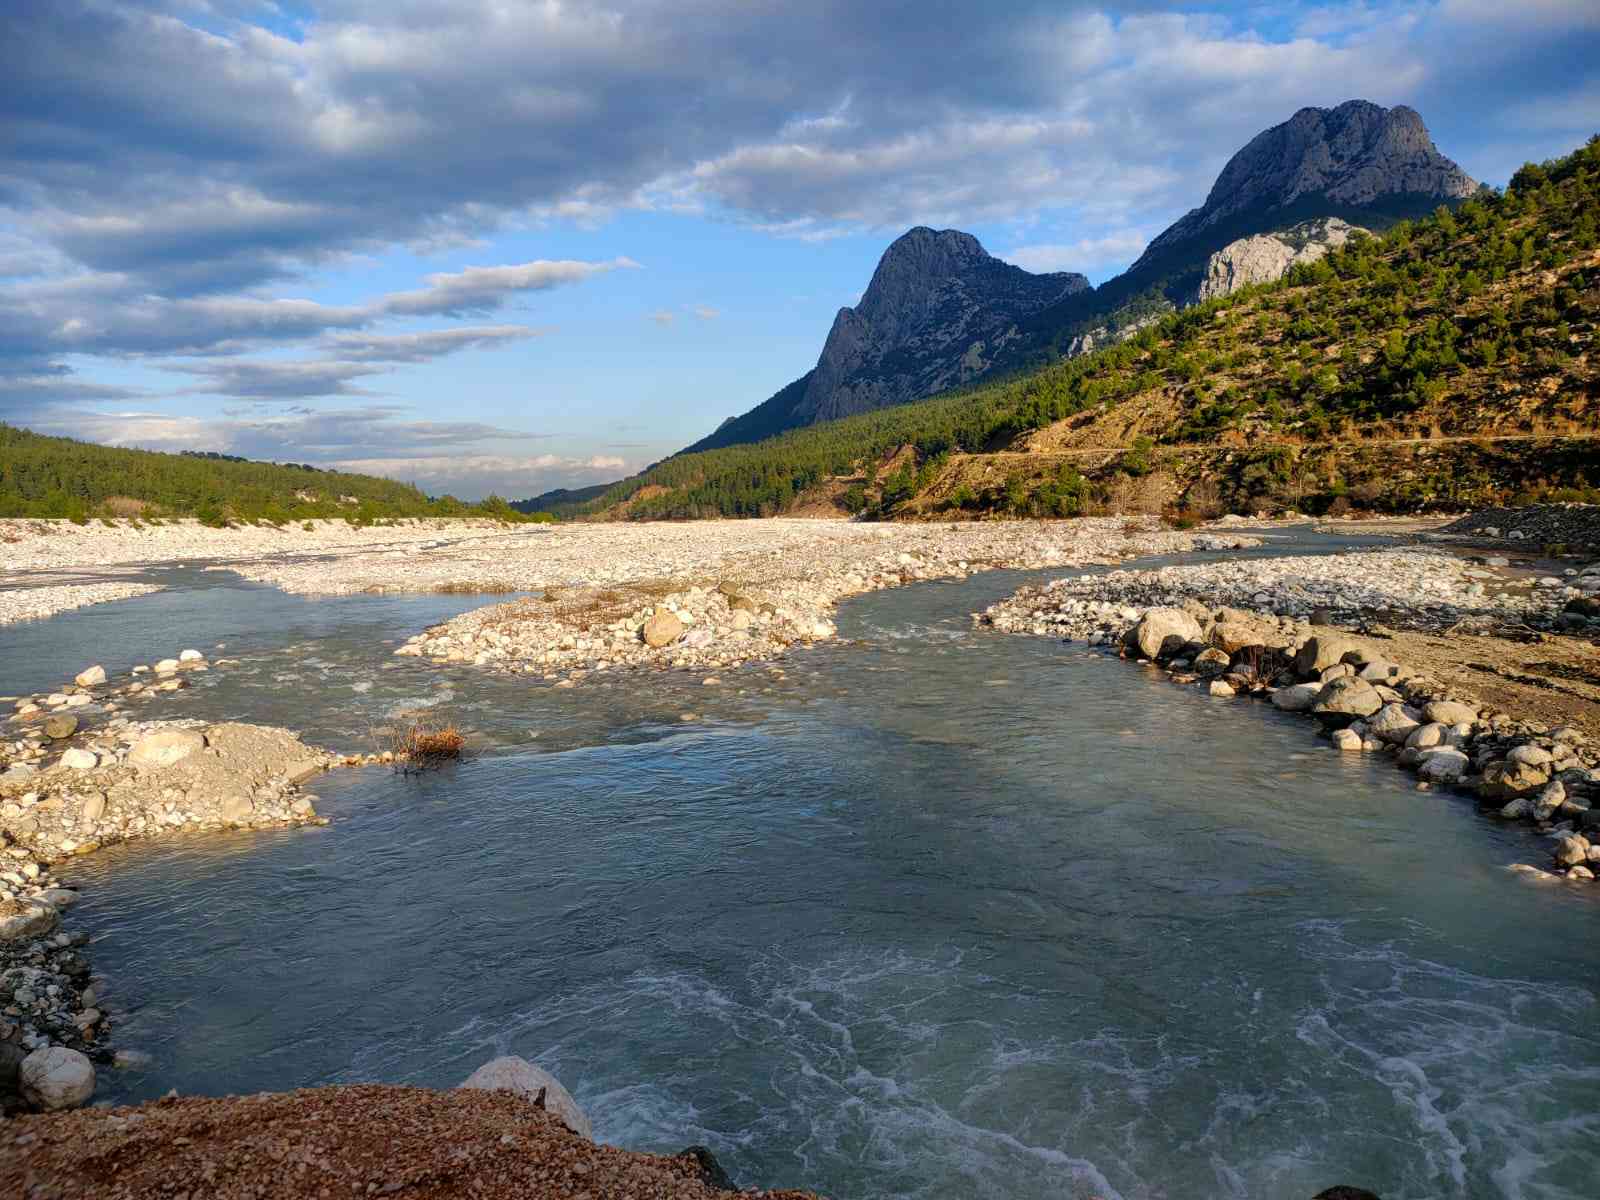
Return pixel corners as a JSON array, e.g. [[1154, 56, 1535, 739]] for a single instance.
[[0, 1083, 821, 1200]]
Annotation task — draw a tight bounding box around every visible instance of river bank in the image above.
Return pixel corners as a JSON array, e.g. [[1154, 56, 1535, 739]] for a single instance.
[[1, 1056, 820, 1199], [979, 544, 1600, 882]]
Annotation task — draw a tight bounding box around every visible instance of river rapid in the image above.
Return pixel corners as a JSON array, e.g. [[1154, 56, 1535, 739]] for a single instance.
[[4, 543, 1597, 1200]]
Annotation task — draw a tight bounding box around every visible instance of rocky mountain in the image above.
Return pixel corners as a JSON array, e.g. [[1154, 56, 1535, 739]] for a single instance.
[[684, 101, 1478, 455], [682, 229, 1086, 453], [1130, 101, 1477, 278], [1197, 216, 1367, 301]]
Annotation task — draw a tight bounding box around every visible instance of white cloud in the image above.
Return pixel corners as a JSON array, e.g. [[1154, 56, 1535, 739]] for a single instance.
[[691, 305, 721, 320], [382, 257, 640, 317], [648, 309, 675, 325]]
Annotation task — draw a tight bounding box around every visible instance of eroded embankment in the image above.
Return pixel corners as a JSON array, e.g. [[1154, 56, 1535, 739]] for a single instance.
[[980, 545, 1600, 884]]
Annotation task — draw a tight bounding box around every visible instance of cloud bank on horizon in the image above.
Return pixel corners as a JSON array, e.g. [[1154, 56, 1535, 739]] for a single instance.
[[1, 0, 1595, 498]]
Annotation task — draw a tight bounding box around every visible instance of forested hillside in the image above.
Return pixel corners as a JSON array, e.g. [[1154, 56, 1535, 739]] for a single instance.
[[0, 426, 537, 524], [585, 137, 1598, 521]]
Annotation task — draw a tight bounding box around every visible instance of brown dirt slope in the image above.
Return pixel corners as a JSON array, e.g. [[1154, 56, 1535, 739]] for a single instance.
[[0, 1085, 822, 1200]]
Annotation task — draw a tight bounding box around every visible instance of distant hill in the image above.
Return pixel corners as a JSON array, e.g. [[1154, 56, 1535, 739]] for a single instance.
[[0, 425, 534, 524], [684, 100, 1480, 455], [510, 483, 613, 517], [579, 135, 1598, 521]]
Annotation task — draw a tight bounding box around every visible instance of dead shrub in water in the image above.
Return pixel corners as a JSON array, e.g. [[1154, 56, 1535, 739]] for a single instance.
[[393, 722, 465, 772]]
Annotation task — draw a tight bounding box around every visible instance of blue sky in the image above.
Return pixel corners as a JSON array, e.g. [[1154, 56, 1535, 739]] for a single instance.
[[2, 1, 1596, 499]]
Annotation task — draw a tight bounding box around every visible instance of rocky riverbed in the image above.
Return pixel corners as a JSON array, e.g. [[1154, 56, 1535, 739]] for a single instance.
[[395, 518, 1218, 682], [0, 650, 350, 1116], [979, 546, 1600, 884]]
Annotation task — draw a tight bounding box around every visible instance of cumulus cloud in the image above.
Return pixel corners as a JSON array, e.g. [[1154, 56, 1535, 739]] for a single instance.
[[691, 305, 721, 320]]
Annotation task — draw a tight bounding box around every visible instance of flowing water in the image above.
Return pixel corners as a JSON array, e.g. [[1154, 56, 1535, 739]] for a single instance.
[[5, 547, 1599, 1199]]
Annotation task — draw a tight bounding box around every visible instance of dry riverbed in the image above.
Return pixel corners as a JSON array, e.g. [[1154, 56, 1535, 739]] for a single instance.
[[389, 518, 1246, 680]]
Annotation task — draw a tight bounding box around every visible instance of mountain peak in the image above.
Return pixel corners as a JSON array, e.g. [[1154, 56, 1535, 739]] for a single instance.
[[1141, 100, 1477, 268]]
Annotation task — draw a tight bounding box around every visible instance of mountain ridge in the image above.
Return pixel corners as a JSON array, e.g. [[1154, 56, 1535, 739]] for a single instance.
[[677, 100, 1478, 459]]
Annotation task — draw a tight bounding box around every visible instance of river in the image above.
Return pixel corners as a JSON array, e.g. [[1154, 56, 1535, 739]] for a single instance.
[[5, 546, 1597, 1199]]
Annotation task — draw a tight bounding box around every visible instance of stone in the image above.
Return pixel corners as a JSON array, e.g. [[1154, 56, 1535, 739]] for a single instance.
[[1270, 683, 1321, 712], [1366, 703, 1420, 746], [153, 658, 179, 674], [178, 649, 204, 662], [73, 665, 106, 688], [43, 715, 78, 740], [1194, 648, 1232, 675], [128, 728, 206, 768], [19, 1045, 95, 1110], [1199, 215, 1366, 302], [1423, 700, 1477, 726], [81, 793, 106, 822], [1417, 748, 1469, 783], [1553, 836, 1590, 867], [1405, 723, 1445, 751], [1311, 677, 1382, 724], [1208, 680, 1236, 697], [58, 748, 97, 770], [0, 904, 59, 942], [1133, 608, 1203, 660], [1569, 865, 1595, 880], [459, 1055, 592, 1140], [1529, 784, 1568, 825], [1210, 619, 1275, 654], [1480, 759, 1551, 801], [1294, 634, 1361, 677], [642, 610, 686, 648], [219, 793, 255, 824], [1332, 728, 1363, 751], [282, 758, 324, 786], [1507, 744, 1553, 768], [1499, 797, 1531, 819]]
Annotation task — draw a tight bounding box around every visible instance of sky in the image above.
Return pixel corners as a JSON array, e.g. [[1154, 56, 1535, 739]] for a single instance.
[[2, 1, 1596, 500]]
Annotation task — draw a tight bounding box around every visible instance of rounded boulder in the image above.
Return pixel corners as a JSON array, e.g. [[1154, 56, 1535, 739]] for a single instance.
[[1132, 608, 1203, 661], [459, 1055, 592, 1140], [20, 1045, 95, 1110]]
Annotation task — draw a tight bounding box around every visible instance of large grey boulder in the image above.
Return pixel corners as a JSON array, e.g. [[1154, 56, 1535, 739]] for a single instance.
[[1417, 748, 1470, 783], [19, 1045, 95, 1110], [1294, 635, 1361, 678], [1367, 703, 1421, 746], [1423, 700, 1477, 726], [459, 1055, 592, 1140], [1133, 608, 1203, 660], [1271, 683, 1322, 712], [128, 728, 206, 768], [0, 903, 59, 943], [1311, 677, 1383, 724]]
